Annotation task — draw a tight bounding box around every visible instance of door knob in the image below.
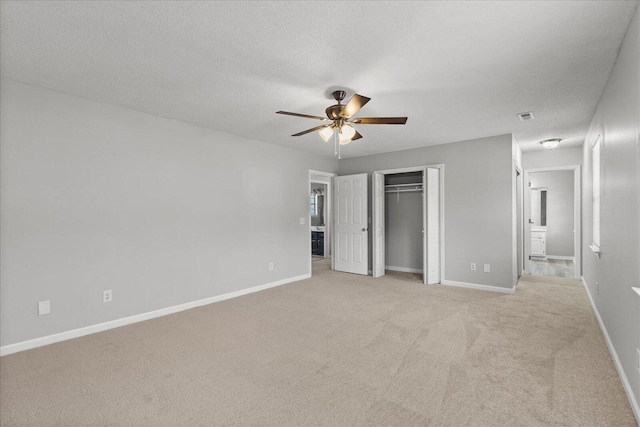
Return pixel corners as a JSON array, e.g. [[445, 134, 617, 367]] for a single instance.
[[361, 228, 367, 232]]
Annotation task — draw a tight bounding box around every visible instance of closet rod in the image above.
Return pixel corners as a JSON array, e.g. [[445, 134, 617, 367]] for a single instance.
[[384, 183, 423, 188], [384, 188, 422, 193]]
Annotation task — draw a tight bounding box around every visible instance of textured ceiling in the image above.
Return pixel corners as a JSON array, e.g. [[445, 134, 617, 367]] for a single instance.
[[1, 1, 637, 158]]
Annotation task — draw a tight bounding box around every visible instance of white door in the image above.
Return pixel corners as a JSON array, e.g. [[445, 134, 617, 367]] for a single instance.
[[372, 172, 385, 277], [334, 174, 369, 275], [426, 168, 441, 284]]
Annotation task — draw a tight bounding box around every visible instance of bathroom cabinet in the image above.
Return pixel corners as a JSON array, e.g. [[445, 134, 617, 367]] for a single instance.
[[531, 229, 546, 257], [311, 231, 324, 256]]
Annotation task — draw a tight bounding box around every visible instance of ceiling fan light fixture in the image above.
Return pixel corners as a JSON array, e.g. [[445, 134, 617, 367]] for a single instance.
[[319, 126, 334, 142], [540, 138, 561, 149], [339, 124, 356, 145]]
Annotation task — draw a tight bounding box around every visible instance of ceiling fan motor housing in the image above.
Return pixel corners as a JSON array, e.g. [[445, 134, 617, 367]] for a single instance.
[[326, 90, 347, 120], [325, 104, 343, 120]]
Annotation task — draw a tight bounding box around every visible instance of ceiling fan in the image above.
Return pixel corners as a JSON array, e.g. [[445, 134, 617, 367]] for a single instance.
[[276, 90, 408, 146]]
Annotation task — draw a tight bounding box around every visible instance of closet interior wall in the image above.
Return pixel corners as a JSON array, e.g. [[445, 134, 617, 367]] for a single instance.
[[385, 172, 423, 273]]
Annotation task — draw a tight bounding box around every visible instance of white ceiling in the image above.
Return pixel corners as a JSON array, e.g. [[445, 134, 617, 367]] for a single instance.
[[1, 1, 637, 158]]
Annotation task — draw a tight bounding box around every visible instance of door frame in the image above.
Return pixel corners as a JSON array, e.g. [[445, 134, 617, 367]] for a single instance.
[[372, 164, 444, 284], [514, 165, 524, 283], [523, 165, 581, 279], [309, 170, 336, 275]]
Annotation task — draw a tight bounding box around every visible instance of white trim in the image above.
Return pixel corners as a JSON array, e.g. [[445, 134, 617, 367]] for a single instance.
[[525, 165, 581, 173], [375, 165, 430, 174], [385, 265, 423, 274], [581, 277, 640, 424], [0, 273, 310, 357], [545, 255, 575, 261], [441, 280, 516, 294]]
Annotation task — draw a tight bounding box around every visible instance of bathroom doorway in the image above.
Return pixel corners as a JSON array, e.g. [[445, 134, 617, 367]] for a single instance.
[[523, 166, 581, 279], [309, 170, 335, 276]]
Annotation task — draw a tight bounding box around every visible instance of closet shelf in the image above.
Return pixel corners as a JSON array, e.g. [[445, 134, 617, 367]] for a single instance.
[[385, 183, 423, 194]]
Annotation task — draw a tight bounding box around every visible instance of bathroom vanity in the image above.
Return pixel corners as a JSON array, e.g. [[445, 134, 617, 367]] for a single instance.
[[311, 230, 324, 256]]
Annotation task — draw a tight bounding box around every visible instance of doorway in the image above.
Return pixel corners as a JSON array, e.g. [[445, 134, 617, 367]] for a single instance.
[[309, 170, 336, 276], [372, 165, 443, 285], [523, 166, 581, 279]]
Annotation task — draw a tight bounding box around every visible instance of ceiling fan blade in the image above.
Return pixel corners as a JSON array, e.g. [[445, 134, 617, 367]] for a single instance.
[[349, 117, 408, 125], [340, 94, 371, 118], [276, 111, 330, 121], [352, 130, 363, 141], [291, 124, 332, 137]]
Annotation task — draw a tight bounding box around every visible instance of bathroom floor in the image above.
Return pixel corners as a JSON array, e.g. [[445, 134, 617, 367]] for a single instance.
[[530, 258, 575, 278]]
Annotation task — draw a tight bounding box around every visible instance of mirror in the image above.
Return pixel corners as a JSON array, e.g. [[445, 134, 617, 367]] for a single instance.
[[531, 188, 547, 227], [310, 188, 325, 226]]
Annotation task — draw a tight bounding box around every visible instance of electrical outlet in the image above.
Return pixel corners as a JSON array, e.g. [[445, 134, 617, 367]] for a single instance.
[[299, 217, 305, 225], [596, 281, 599, 295], [103, 290, 112, 303], [470, 263, 476, 271], [484, 264, 491, 273], [269, 262, 274, 271], [38, 300, 50, 316]]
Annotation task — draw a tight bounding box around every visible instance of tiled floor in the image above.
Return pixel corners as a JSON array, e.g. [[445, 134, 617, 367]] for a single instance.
[[530, 258, 575, 277]]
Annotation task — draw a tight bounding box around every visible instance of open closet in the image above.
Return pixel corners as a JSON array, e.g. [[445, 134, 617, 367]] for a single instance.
[[373, 166, 442, 285], [384, 172, 424, 274]]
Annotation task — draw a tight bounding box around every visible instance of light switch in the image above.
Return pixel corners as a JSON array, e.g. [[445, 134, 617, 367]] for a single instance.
[[38, 300, 50, 316], [300, 217, 305, 225]]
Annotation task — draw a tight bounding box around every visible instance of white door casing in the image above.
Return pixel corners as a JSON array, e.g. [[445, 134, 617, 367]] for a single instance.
[[373, 172, 385, 278], [334, 174, 369, 275], [427, 168, 441, 284], [422, 169, 428, 285]]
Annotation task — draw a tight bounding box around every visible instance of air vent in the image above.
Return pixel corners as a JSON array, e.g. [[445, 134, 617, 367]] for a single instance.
[[517, 112, 535, 121]]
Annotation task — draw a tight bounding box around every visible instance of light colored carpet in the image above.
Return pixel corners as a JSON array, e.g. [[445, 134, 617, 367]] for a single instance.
[[1, 259, 636, 426]]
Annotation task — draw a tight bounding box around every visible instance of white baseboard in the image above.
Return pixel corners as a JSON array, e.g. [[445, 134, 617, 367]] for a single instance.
[[546, 255, 575, 262], [580, 277, 640, 424], [441, 279, 516, 294], [385, 265, 423, 274], [0, 273, 311, 357]]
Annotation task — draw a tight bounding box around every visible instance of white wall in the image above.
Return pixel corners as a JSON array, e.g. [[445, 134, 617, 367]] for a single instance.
[[522, 146, 582, 169], [529, 171, 574, 257], [339, 134, 514, 290], [581, 4, 640, 418], [0, 79, 338, 348]]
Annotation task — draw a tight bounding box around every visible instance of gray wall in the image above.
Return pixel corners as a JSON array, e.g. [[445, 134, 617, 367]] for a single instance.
[[581, 4, 640, 414], [0, 79, 338, 347], [385, 174, 423, 270], [522, 146, 582, 169], [529, 171, 574, 257], [339, 134, 514, 289]]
